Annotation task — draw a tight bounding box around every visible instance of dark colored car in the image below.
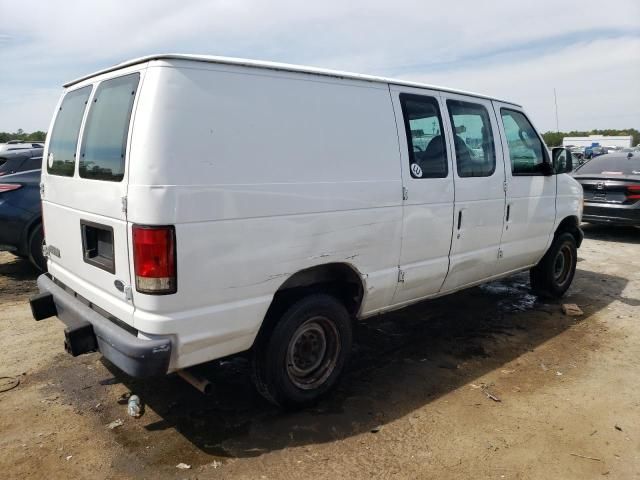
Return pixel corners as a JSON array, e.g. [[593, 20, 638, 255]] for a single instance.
[[573, 152, 640, 226], [0, 141, 44, 153], [0, 148, 43, 176], [0, 168, 46, 270]]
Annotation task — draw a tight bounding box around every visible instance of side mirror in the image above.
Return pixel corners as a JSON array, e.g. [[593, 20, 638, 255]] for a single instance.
[[552, 147, 573, 174]]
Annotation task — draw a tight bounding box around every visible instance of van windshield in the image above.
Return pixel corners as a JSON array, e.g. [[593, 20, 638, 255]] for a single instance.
[[79, 73, 140, 182], [47, 86, 92, 176]]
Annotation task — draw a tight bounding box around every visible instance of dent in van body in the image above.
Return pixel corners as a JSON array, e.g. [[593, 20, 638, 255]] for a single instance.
[[125, 63, 404, 369]]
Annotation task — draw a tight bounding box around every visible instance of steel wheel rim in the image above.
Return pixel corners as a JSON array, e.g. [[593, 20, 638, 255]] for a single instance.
[[553, 243, 573, 286], [286, 316, 340, 390]]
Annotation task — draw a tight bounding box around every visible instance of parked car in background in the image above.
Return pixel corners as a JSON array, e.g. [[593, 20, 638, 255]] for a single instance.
[[0, 141, 44, 154], [0, 168, 46, 270], [0, 148, 44, 176], [584, 146, 607, 160], [573, 151, 640, 226]]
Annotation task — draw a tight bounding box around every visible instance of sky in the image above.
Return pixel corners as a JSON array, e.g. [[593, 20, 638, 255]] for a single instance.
[[0, 0, 639, 134]]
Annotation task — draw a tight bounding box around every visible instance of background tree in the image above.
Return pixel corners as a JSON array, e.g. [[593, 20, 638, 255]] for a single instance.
[[0, 130, 47, 142]]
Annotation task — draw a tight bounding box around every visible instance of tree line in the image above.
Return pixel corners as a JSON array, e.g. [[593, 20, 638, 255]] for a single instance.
[[0, 129, 47, 143], [542, 128, 640, 147]]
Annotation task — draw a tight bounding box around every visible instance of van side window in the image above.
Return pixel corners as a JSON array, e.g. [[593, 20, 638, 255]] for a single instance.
[[446, 100, 496, 178], [500, 109, 547, 175], [47, 86, 92, 177], [399, 94, 448, 178], [79, 73, 140, 182]]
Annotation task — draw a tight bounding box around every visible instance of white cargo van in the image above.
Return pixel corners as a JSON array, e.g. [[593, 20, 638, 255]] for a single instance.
[[30, 54, 583, 407]]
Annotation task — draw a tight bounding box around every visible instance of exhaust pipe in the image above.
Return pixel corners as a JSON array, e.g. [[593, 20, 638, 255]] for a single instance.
[[177, 369, 212, 395]]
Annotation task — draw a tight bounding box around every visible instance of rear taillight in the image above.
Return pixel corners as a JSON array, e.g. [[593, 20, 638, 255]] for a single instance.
[[626, 185, 640, 201], [132, 225, 177, 294], [0, 183, 22, 192]]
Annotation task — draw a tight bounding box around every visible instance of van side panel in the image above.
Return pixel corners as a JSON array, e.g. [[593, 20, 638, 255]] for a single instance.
[[127, 62, 403, 368]]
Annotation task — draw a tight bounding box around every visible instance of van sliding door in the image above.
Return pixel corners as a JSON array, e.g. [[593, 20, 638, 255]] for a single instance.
[[389, 86, 455, 305]]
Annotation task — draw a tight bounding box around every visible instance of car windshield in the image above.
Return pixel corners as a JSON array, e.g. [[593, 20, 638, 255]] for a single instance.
[[575, 154, 640, 175]]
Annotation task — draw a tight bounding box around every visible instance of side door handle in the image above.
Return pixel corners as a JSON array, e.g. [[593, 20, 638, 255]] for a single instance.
[[506, 204, 511, 222], [457, 210, 463, 230]]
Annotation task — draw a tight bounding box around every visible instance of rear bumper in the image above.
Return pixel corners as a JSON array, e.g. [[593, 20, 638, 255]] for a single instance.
[[583, 204, 640, 226], [31, 274, 171, 377]]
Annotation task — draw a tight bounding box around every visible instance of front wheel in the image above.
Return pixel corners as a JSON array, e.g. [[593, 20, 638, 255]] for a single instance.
[[530, 232, 577, 298], [251, 294, 352, 409]]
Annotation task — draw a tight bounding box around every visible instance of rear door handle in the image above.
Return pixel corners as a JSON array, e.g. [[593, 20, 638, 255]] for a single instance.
[[457, 210, 463, 230], [506, 204, 511, 222]]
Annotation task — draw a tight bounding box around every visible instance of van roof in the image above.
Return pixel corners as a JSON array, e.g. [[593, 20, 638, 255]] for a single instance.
[[64, 53, 521, 107]]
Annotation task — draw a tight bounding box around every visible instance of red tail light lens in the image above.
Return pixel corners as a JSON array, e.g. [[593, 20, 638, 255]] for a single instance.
[[132, 225, 177, 294], [0, 183, 22, 192], [626, 185, 640, 201]]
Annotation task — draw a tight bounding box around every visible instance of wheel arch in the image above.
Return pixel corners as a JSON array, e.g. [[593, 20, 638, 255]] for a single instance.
[[251, 262, 365, 350], [19, 215, 42, 255], [555, 215, 583, 248]]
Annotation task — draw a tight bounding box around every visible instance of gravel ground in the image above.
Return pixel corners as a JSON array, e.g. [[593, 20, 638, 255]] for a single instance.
[[0, 224, 638, 479]]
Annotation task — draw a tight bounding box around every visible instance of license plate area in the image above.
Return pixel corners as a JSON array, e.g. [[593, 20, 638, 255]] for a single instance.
[[80, 220, 115, 274]]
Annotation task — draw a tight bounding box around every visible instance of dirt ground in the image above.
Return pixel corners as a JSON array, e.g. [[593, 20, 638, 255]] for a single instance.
[[0, 224, 638, 480]]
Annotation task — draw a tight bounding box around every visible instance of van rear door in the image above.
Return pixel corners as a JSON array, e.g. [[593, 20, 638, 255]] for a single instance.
[[42, 71, 142, 325]]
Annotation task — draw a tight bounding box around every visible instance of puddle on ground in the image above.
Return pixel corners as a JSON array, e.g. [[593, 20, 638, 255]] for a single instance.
[[479, 278, 539, 313]]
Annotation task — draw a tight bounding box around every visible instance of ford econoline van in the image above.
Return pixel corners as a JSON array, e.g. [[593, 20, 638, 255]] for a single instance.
[[30, 55, 583, 407]]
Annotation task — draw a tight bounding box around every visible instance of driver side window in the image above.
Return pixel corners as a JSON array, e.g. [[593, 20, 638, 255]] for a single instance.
[[501, 109, 547, 175]]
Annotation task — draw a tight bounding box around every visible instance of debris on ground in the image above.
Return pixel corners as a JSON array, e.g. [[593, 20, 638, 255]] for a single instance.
[[371, 425, 382, 433], [176, 463, 191, 470], [615, 425, 623, 431], [127, 394, 142, 418], [0, 376, 20, 393], [65, 455, 72, 461], [106, 419, 124, 430], [562, 304, 584, 316], [569, 452, 602, 462], [481, 386, 502, 402], [117, 392, 131, 404]]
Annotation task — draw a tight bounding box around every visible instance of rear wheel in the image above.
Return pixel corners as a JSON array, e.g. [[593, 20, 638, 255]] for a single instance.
[[530, 232, 577, 298], [251, 294, 352, 409], [28, 223, 47, 272]]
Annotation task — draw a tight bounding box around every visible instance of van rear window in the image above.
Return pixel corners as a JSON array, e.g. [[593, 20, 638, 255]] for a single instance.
[[79, 73, 139, 182], [47, 86, 92, 176]]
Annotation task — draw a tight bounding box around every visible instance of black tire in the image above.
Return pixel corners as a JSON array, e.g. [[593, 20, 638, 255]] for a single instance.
[[28, 223, 47, 272], [530, 232, 577, 298], [251, 294, 352, 409]]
